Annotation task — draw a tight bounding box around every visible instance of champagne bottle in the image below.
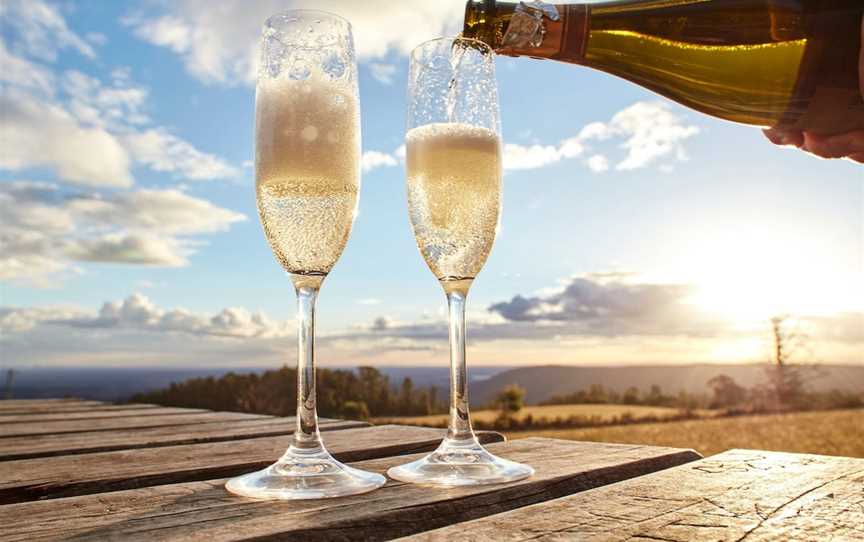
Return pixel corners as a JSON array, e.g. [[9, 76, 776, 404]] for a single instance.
[[463, 0, 864, 134]]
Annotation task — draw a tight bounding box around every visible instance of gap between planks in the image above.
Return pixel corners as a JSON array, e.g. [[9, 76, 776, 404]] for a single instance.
[[0, 400, 107, 414], [0, 417, 367, 461], [0, 402, 158, 415], [0, 406, 212, 424], [0, 411, 275, 439]]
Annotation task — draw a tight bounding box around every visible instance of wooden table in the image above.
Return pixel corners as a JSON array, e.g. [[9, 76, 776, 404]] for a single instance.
[[0, 399, 858, 541]]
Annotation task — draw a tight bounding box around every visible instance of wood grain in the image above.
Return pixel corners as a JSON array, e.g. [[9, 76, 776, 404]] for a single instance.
[[0, 438, 699, 541], [403, 448, 864, 542], [0, 411, 271, 438], [0, 425, 504, 503], [0, 403, 158, 415], [0, 400, 105, 412], [0, 417, 366, 461], [0, 406, 208, 424]]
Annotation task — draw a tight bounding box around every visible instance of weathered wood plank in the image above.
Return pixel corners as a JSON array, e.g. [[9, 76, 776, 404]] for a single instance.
[[403, 448, 864, 542], [0, 411, 271, 438], [0, 425, 504, 503], [0, 417, 367, 461], [0, 406, 208, 424], [0, 399, 104, 412], [0, 403, 161, 416], [0, 438, 699, 541]]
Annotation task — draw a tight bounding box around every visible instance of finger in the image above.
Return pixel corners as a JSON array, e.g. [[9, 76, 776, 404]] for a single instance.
[[847, 153, 864, 164], [763, 128, 804, 147], [859, 17, 863, 98], [802, 131, 864, 159]]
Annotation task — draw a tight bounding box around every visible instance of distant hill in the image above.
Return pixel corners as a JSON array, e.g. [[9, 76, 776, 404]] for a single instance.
[[1, 365, 507, 402], [471, 364, 864, 406], [1, 367, 273, 401]]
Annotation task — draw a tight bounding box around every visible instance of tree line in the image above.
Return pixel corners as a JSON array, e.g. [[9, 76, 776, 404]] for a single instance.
[[539, 384, 704, 410], [130, 362, 861, 425], [130, 366, 447, 419]]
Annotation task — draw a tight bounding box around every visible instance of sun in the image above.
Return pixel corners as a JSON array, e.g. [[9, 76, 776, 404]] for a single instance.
[[670, 226, 861, 327]]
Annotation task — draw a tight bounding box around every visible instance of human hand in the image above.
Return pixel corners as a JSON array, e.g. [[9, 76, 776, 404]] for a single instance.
[[763, 17, 864, 164], [763, 129, 864, 163]]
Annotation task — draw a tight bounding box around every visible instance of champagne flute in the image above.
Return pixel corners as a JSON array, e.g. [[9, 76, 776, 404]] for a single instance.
[[225, 10, 385, 500], [387, 37, 534, 486]]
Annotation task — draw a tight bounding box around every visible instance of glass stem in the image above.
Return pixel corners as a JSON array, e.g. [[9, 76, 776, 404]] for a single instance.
[[445, 290, 477, 444], [293, 285, 323, 451]]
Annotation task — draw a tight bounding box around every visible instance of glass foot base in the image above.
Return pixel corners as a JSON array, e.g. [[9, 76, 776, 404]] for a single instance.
[[225, 446, 386, 500], [387, 437, 534, 486]]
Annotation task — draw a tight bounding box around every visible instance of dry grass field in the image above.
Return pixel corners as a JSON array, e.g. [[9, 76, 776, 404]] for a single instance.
[[508, 408, 864, 457], [375, 403, 686, 427]]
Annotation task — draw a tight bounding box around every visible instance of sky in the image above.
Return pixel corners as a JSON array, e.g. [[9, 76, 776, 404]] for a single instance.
[[1, 0, 862, 369]]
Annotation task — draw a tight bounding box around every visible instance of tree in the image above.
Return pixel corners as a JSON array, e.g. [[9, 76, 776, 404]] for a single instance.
[[586, 384, 608, 404], [3, 369, 14, 400], [399, 377, 415, 414], [763, 315, 823, 409], [707, 374, 747, 409], [494, 385, 525, 417], [340, 400, 370, 421], [622, 386, 640, 405], [646, 384, 664, 406], [426, 386, 439, 415]]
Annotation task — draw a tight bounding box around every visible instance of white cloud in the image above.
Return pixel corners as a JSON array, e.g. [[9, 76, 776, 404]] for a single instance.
[[66, 234, 189, 266], [63, 70, 150, 128], [0, 182, 246, 286], [371, 316, 396, 331], [503, 143, 566, 170], [0, 90, 133, 188], [125, 0, 464, 85], [61, 72, 237, 182], [86, 32, 108, 46], [5, 293, 290, 339], [124, 129, 240, 181], [0, 306, 87, 333], [2, 288, 860, 367], [578, 122, 611, 141], [326, 274, 723, 349], [0, 41, 54, 95], [1, 0, 96, 61], [0, 0, 252, 343], [369, 62, 397, 85], [585, 154, 609, 172], [131, 15, 192, 54], [502, 101, 698, 173], [0, 8, 239, 188], [557, 138, 585, 159], [361, 150, 399, 173], [71, 188, 247, 234], [356, 298, 382, 305], [601, 102, 700, 170], [323, 273, 864, 363], [58, 293, 292, 339], [488, 274, 705, 336], [0, 294, 297, 366]]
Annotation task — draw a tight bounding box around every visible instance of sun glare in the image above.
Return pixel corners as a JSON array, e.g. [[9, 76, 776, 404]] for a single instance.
[[672, 227, 861, 326]]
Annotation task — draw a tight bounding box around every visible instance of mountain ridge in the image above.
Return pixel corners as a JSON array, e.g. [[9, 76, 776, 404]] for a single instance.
[[471, 363, 864, 406]]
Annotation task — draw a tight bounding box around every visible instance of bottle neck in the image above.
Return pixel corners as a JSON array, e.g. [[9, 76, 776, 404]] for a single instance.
[[464, 1, 590, 63]]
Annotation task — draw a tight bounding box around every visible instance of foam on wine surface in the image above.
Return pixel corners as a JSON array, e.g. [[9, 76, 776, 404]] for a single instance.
[[255, 74, 359, 276], [406, 122, 501, 286]]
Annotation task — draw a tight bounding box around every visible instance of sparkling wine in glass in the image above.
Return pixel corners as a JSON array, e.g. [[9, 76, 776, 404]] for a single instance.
[[387, 37, 534, 486], [225, 10, 385, 500]]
